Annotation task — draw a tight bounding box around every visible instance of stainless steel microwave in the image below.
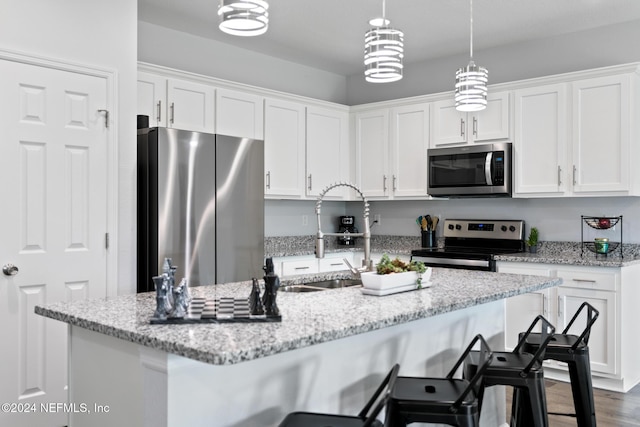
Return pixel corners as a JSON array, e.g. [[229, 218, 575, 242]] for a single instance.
[[427, 142, 512, 197]]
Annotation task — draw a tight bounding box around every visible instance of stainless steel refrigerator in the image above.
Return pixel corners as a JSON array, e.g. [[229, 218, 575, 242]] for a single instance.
[[137, 127, 264, 292]]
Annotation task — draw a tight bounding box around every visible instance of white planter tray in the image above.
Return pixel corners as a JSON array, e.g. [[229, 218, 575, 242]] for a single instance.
[[360, 268, 432, 290], [360, 281, 432, 296]]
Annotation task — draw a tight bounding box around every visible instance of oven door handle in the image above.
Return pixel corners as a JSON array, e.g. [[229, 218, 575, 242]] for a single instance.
[[485, 152, 493, 185]]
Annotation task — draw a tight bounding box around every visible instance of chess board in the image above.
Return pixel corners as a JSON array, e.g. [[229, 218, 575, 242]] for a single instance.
[[150, 297, 281, 324]]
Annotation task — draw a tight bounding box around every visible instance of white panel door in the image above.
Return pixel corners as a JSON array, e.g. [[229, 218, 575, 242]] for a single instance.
[[167, 78, 215, 133], [216, 88, 264, 139], [0, 59, 109, 427], [355, 109, 389, 198], [263, 98, 305, 198], [390, 103, 429, 197], [473, 91, 511, 142], [430, 99, 467, 147], [306, 106, 349, 198], [514, 84, 568, 195], [137, 71, 167, 127]]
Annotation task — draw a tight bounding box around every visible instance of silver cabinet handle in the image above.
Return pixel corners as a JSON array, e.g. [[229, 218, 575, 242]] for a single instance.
[[572, 278, 597, 283], [2, 264, 19, 276], [266, 171, 271, 190], [383, 175, 387, 192], [392, 175, 397, 191], [557, 165, 562, 186], [573, 165, 577, 185], [473, 116, 478, 136], [170, 102, 175, 125], [460, 118, 465, 137], [156, 100, 162, 122], [294, 266, 309, 270], [308, 174, 312, 191]]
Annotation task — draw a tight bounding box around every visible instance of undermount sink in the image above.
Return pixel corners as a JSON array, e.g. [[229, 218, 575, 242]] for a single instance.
[[281, 279, 362, 293]]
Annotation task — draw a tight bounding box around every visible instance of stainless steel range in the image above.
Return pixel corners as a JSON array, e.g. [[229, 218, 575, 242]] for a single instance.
[[411, 219, 525, 271]]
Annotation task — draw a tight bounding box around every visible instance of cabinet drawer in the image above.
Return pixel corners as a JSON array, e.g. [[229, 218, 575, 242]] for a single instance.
[[281, 259, 319, 276], [556, 268, 617, 292], [319, 253, 354, 272]]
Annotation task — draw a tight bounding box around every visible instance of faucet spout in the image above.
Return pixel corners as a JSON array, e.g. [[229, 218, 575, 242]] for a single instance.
[[315, 182, 373, 274]]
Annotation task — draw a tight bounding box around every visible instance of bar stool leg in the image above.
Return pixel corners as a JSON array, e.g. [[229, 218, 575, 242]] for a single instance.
[[568, 357, 597, 427]]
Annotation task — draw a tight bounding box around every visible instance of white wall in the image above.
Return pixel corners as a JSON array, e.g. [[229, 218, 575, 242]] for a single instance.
[[138, 21, 348, 104], [346, 19, 640, 105], [0, 0, 138, 295]]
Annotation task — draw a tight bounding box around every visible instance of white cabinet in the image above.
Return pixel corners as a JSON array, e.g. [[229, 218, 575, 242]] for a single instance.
[[497, 261, 626, 386], [136, 72, 215, 133], [215, 88, 264, 139], [280, 257, 319, 277], [513, 83, 569, 196], [306, 106, 350, 198], [275, 253, 355, 277], [571, 74, 631, 194], [354, 103, 430, 199], [318, 253, 355, 272], [264, 98, 306, 198], [431, 91, 510, 147]]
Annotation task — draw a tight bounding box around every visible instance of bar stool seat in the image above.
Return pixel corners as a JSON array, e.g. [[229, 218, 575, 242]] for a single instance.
[[278, 364, 399, 427], [463, 315, 556, 427], [386, 334, 493, 427], [520, 302, 599, 427]]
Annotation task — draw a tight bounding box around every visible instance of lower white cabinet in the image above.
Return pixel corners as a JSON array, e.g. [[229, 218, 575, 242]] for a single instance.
[[497, 261, 640, 392], [275, 253, 355, 277]]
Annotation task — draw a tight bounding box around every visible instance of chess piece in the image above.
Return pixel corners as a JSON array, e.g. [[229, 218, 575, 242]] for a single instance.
[[179, 278, 191, 307], [262, 258, 280, 317], [152, 275, 170, 320], [169, 282, 187, 319], [249, 278, 264, 315]]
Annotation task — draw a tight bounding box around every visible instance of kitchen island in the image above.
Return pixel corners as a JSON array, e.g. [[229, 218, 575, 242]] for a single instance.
[[36, 268, 561, 427]]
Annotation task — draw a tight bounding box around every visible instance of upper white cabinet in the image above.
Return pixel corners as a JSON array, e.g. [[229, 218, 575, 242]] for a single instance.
[[431, 91, 510, 147], [306, 106, 350, 199], [137, 72, 215, 133], [514, 71, 639, 197], [264, 98, 306, 198], [513, 83, 569, 196], [571, 74, 631, 194], [216, 88, 264, 139], [355, 103, 430, 199]]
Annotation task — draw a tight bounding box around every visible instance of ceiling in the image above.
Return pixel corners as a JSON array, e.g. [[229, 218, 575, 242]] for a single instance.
[[138, 0, 640, 77]]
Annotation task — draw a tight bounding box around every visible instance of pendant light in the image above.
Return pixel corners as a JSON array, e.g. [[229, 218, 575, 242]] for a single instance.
[[455, 0, 488, 111], [364, 0, 404, 83], [218, 0, 269, 37]]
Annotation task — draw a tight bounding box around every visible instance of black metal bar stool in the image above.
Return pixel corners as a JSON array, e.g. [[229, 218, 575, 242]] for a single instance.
[[278, 363, 399, 427], [463, 315, 556, 427], [385, 334, 493, 427], [520, 301, 599, 427]]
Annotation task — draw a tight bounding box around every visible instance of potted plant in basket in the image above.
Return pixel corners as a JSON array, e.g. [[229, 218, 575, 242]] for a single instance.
[[526, 227, 539, 253]]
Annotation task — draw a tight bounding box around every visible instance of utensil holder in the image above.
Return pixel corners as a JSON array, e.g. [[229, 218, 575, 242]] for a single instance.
[[421, 230, 437, 248]]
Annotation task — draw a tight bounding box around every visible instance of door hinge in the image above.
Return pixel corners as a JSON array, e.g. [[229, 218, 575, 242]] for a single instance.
[[105, 233, 110, 249]]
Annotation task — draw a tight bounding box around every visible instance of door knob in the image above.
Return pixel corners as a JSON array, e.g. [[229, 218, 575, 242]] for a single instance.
[[2, 264, 19, 276]]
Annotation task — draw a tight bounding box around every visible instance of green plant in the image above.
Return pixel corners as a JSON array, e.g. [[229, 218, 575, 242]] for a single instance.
[[376, 254, 427, 287], [526, 227, 539, 247]]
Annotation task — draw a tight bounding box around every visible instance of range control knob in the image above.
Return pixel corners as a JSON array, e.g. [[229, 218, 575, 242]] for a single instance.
[[455, 224, 462, 230], [448, 224, 454, 230], [509, 225, 517, 232], [501, 225, 507, 232]]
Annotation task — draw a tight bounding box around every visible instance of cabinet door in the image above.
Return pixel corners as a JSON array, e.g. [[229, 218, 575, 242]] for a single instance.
[[514, 84, 568, 196], [167, 78, 215, 133], [216, 88, 264, 139], [137, 72, 167, 127], [264, 99, 305, 198], [306, 106, 349, 198], [390, 103, 429, 197], [355, 109, 390, 197], [572, 75, 630, 193], [473, 91, 511, 142], [497, 263, 554, 352], [431, 99, 466, 147], [556, 286, 617, 375]]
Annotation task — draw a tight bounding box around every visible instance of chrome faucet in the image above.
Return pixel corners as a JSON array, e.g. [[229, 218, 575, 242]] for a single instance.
[[315, 182, 373, 275]]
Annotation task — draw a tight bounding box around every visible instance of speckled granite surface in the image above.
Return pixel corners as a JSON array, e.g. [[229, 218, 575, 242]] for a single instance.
[[266, 236, 640, 267], [35, 269, 560, 366]]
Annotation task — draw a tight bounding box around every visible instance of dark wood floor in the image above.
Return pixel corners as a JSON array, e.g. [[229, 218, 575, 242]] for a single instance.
[[506, 380, 640, 426]]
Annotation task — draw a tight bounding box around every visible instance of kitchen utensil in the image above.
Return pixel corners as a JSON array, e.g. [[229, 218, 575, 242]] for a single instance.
[[421, 217, 428, 231], [431, 216, 439, 230], [426, 215, 432, 231], [416, 217, 422, 229]]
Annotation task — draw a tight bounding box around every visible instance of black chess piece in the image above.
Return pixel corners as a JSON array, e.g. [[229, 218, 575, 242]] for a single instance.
[[262, 258, 280, 317], [249, 278, 264, 315]]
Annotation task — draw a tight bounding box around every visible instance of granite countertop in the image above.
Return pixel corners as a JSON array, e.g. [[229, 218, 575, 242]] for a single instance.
[[35, 268, 561, 366], [266, 236, 640, 268]]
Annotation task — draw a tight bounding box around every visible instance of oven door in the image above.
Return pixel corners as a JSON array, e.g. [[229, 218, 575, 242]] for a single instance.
[[411, 250, 495, 272], [427, 142, 511, 197]]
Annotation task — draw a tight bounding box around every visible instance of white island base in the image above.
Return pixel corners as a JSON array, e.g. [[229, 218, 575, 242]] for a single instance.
[[68, 300, 508, 427]]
